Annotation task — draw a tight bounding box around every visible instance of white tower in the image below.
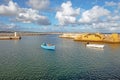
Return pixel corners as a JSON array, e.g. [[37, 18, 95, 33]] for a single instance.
[[14, 32, 17, 37]]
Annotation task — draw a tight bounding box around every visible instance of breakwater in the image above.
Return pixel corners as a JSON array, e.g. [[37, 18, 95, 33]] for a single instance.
[[59, 33, 120, 43], [0, 32, 21, 40], [0, 36, 21, 40]]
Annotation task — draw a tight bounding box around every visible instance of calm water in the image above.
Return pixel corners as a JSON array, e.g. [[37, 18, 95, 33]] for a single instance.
[[0, 35, 120, 80]]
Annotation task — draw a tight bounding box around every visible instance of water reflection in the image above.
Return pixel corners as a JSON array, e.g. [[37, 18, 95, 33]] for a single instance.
[[108, 44, 120, 50]]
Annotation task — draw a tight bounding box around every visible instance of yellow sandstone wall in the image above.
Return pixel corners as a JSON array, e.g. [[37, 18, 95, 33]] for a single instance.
[[79, 33, 104, 41], [110, 33, 120, 42], [60, 33, 120, 43]]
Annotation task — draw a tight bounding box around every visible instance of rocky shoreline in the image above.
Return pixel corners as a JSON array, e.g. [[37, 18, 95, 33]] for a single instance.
[[59, 33, 120, 43]]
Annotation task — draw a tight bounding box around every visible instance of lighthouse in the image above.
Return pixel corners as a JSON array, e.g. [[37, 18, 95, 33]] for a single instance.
[[14, 32, 17, 37]]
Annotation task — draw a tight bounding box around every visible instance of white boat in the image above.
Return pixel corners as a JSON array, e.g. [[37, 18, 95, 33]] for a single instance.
[[86, 44, 104, 48]]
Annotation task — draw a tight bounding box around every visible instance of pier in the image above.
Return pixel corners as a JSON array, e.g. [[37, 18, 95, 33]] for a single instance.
[[0, 32, 21, 40], [0, 36, 21, 40]]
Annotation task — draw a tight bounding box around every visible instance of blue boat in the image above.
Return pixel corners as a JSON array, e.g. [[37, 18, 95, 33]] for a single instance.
[[41, 43, 55, 50]]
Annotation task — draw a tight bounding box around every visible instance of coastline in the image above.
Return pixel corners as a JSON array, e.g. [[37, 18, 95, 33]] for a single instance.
[[0, 32, 120, 43], [0, 32, 63, 36], [59, 33, 120, 43], [0, 31, 120, 36], [0, 32, 62, 40]]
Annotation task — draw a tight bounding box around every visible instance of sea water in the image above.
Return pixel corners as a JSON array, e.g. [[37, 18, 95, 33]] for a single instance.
[[0, 35, 120, 80]]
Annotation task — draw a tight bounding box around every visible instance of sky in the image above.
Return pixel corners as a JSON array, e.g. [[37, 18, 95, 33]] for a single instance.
[[0, 0, 120, 33]]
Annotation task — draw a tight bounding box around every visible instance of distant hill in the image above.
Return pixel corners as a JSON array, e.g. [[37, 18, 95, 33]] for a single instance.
[[0, 31, 14, 33]]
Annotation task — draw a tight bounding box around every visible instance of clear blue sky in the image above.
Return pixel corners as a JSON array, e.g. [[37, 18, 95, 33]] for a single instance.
[[0, 0, 120, 32]]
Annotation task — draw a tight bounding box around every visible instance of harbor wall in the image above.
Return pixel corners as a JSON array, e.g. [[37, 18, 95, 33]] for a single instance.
[[59, 33, 120, 43]]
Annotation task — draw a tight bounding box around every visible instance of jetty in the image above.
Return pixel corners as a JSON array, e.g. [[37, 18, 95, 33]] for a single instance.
[[59, 33, 120, 43], [0, 32, 21, 40]]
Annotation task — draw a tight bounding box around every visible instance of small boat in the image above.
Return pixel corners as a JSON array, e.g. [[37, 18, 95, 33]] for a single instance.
[[41, 43, 55, 50], [86, 44, 104, 48]]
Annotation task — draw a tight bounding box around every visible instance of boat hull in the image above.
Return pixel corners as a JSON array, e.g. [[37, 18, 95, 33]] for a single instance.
[[86, 44, 104, 48], [41, 45, 55, 50]]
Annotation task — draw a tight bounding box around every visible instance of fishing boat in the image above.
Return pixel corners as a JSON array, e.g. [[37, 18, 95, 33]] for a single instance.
[[41, 43, 55, 50], [86, 44, 104, 48]]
